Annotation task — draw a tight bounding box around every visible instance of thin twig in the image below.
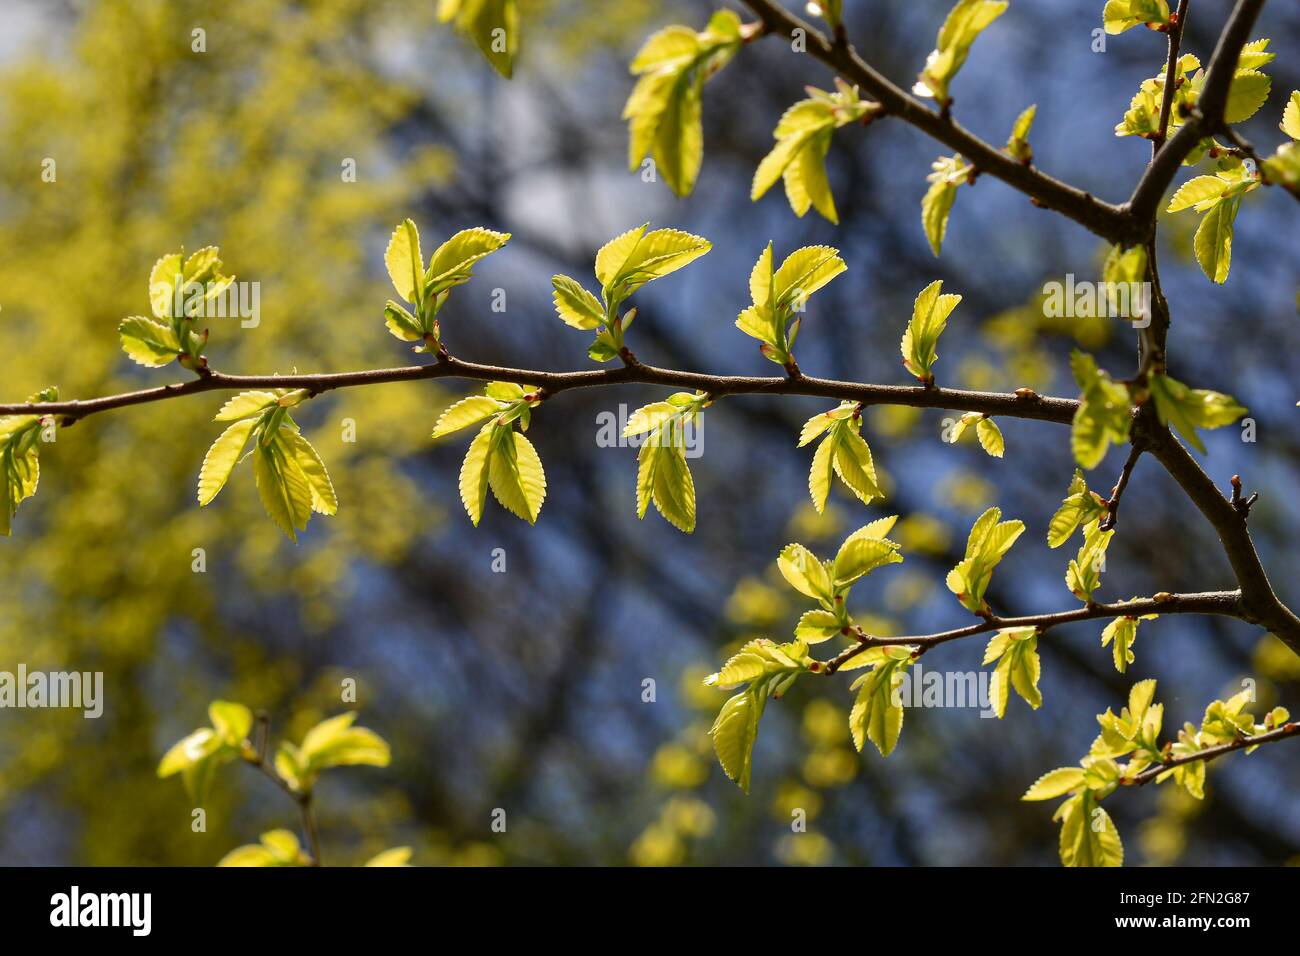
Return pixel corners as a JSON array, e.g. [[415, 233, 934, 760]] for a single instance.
[[820, 590, 1242, 674], [1125, 722, 1300, 786], [244, 712, 322, 866], [1151, 0, 1191, 155], [0, 352, 1080, 425], [1099, 442, 1145, 531], [1141, 424, 1300, 656], [738, 0, 1132, 242]]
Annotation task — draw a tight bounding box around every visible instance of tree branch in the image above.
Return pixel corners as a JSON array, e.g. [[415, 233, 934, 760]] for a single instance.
[[0, 352, 1079, 426], [1140, 422, 1300, 656], [1125, 721, 1300, 786], [821, 590, 1242, 674], [740, 0, 1133, 243]]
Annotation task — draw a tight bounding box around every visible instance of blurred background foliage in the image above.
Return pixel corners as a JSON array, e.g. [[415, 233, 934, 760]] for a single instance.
[[0, 0, 1296, 865]]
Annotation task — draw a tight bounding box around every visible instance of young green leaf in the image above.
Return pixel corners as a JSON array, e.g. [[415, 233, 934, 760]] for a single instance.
[[1115, 53, 1199, 141], [385, 218, 424, 305], [433, 395, 506, 439], [197, 419, 257, 507], [438, 0, 520, 78], [1005, 103, 1036, 163], [737, 242, 845, 367], [1117, 42, 1272, 154], [426, 228, 511, 294], [1160, 730, 1208, 799], [983, 626, 1042, 717], [1100, 613, 1156, 673], [128, 247, 231, 371], [628, 392, 705, 533], [921, 155, 974, 256], [946, 506, 1025, 615], [795, 609, 844, 644], [487, 428, 547, 524], [382, 220, 510, 349], [551, 274, 606, 330], [778, 542, 834, 605], [1262, 141, 1300, 192], [208, 700, 254, 746], [1102, 0, 1171, 35], [1223, 69, 1271, 125], [560, 226, 710, 359], [156, 701, 255, 804], [365, 847, 414, 867], [913, 0, 1008, 107], [948, 413, 1003, 457], [214, 391, 282, 422], [1057, 791, 1124, 867], [1100, 243, 1150, 321], [1021, 766, 1086, 802], [197, 390, 335, 539], [833, 428, 882, 503], [0, 389, 56, 537], [705, 639, 810, 792], [901, 279, 962, 383], [832, 530, 903, 588], [118, 316, 182, 368], [286, 431, 337, 517], [1070, 351, 1132, 470], [1147, 373, 1246, 453], [849, 647, 914, 756], [1193, 195, 1240, 285], [752, 81, 878, 224], [298, 711, 391, 778], [1266, 91, 1300, 190], [1281, 89, 1300, 139], [976, 417, 1004, 457], [1066, 519, 1114, 603], [254, 440, 312, 542], [625, 11, 748, 197], [459, 424, 494, 526], [1047, 469, 1109, 548], [219, 829, 307, 867], [442, 383, 546, 526]]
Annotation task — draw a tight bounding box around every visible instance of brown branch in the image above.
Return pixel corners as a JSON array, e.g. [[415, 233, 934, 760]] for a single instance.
[[820, 590, 1242, 674], [739, 0, 1132, 243], [1140, 422, 1300, 656], [1125, 721, 1300, 786], [0, 352, 1079, 426]]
